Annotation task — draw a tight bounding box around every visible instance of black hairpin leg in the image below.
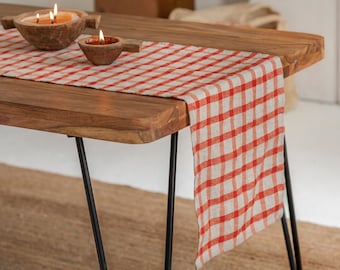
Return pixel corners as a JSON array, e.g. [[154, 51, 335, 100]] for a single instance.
[[283, 137, 302, 270], [281, 211, 296, 270], [75, 137, 108, 270], [164, 132, 178, 270]]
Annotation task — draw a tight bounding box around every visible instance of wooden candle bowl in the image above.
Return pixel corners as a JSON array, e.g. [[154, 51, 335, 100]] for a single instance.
[[78, 36, 142, 65], [1, 9, 100, 51]]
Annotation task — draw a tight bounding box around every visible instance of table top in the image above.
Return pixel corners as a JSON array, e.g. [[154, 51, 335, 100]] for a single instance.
[[0, 3, 324, 144]]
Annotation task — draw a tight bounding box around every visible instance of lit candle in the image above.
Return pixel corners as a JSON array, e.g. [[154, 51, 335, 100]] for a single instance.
[[22, 4, 79, 25], [53, 3, 58, 23], [49, 11, 54, 24], [99, 29, 105, 45], [79, 34, 141, 65]]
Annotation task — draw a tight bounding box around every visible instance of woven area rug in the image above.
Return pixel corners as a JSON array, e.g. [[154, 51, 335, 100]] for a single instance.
[[0, 163, 339, 269]]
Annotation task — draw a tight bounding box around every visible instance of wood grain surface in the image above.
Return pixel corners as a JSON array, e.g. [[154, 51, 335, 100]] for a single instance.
[[0, 3, 324, 144]]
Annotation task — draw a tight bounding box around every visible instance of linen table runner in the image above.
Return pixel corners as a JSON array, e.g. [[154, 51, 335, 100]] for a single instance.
[[0, 27, 286, 268]]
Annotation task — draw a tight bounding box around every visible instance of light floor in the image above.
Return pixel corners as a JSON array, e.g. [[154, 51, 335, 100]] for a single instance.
[[0, 101, 339, 228], [284, 101, 340, 228]]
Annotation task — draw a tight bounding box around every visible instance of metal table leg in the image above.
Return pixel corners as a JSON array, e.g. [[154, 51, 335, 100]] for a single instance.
[[73, 133, 297, 270], [164, 132, 178, 270], [283, 138, 302, 270], [281, 211, 297, 270], [75, 137, 108, 270], [74, 133, 178, 270]]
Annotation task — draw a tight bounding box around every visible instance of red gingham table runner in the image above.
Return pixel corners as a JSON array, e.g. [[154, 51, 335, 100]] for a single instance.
[[0, 27, 286, 268]]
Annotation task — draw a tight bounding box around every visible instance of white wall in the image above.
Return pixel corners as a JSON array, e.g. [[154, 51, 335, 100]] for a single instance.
[[337, 2, 340, 103], [250, 0, 338, 104]]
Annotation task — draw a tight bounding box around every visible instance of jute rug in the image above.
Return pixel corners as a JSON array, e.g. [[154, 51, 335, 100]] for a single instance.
[[0, 163, 339, 269]]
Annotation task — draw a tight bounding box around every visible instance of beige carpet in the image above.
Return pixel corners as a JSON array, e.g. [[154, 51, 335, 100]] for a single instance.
[[0, 163, 339, 269]]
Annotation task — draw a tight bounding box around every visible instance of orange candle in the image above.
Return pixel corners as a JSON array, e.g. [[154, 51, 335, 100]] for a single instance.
[[21, 3, 79, 25], [22, 11, 78, 25]]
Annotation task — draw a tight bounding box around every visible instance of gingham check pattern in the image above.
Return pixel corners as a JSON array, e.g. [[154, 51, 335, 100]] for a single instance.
[[0, 28, 286, 268]]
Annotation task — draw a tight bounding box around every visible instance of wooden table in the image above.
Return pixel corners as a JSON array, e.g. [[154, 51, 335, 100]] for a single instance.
[[0, 3, 324, 144], [0, 3, 324, 270]]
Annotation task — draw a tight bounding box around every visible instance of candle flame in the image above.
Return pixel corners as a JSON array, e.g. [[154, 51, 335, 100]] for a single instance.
[[99, 30, 105, 44], [49, 11, 54, 24], [53, 3, 58, 17], [36, 13, 40, 23]]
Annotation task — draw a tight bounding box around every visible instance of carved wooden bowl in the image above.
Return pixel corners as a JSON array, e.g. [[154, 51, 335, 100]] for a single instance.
[[78, 36, 142, 65], [1, 9, 100, 51]]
